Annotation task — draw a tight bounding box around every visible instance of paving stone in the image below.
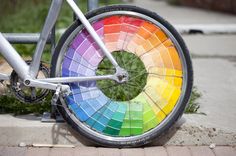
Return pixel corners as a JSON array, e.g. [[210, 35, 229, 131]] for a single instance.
[[25, 147, 49, 156], [49, 148, 74, 156], [213, 146, 236, 156], [121, 148, 145, 156], [189, 146, 215, 156], [166, 146, 191, 156], [144, 147, 168, 156], [74, 147, 98, 156], [98, 148, 121, 156], [0, 147, 26, 156]]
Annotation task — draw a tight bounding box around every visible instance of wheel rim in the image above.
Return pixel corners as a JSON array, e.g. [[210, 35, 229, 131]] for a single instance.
[[57, 11, 188, 141]]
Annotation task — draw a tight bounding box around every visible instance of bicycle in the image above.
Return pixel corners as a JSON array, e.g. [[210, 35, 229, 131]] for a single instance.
[[0, 0, 193, 147]]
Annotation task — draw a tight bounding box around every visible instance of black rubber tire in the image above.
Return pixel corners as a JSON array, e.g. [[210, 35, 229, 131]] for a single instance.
[[50, 5, 193, 147]]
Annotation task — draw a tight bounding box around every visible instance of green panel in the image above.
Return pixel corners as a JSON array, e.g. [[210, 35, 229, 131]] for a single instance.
[[103, 103, 127, 136], [143, 102, 159, 132], [119, 104, 130, 136], [119, 102, 144, 136], [132, 93, 159, 133], [130, 102, 143, 135]]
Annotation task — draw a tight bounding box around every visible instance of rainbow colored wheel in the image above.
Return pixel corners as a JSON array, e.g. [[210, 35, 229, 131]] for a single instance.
[[51, 5, 193, 147]]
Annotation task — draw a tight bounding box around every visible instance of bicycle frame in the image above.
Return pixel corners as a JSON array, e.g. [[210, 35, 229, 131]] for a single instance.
[[0, 0, 125, 92]]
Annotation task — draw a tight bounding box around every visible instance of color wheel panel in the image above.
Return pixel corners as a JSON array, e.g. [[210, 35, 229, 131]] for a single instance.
[[61, 15, 184, 137]]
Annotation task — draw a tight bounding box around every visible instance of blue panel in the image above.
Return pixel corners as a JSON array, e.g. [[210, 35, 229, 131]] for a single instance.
[[92, 102, 119, 132], [66, 96, 79, 112]]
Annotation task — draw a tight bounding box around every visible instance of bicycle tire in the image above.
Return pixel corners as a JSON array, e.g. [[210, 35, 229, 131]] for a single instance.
[[51, 5, 193, 147]]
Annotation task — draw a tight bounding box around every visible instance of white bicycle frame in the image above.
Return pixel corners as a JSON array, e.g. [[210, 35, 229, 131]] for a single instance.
[[0, 0, 126, 92]]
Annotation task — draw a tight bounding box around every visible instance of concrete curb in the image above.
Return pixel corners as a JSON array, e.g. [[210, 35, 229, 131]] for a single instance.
[[0, 114, 235, 147]]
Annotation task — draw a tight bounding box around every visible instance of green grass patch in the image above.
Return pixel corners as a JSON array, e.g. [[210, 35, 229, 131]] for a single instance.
[[97, 51, 148, 101], [185, 86, 201, 113], [0, 93, 51, 116]]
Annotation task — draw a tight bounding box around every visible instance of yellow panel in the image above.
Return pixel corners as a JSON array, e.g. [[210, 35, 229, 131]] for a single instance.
[[148, 67, 183, 77], [156, 110, 166, 122], [162, 88, 181, 115], [174, 77, 183, 88], [138, 92, 166, 123], [165, 77, 174, 85], [148, 68, 183, 89], [161, 83, 175, 100], [174, 70, 183, 77]]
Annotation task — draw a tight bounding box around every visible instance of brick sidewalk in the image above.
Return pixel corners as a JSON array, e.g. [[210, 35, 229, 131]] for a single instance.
[[0, 146, 235, 156]]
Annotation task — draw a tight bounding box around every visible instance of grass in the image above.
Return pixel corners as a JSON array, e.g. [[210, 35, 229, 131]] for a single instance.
[[97, 51, 148, 101], [185, 86, 201, 113], [0, 93, 51, 116]]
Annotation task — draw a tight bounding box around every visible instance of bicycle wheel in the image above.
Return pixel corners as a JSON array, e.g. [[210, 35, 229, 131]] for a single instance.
[[51, 5, 193, 147]]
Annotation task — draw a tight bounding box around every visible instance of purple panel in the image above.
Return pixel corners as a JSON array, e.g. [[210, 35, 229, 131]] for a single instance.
[[71, 32, 86, 50], [83, 46, 97, 63], [80, 55, 96, 68], [75, 39, 91, 56], [77, 64, 95, 76], [69, 61, 79, 73], [62, 57, 72, 69], [79, 80, 96, 88], [93, 20, 104, 30], [89, 53, 103, 67], [66, 48, 75, 58], [62, 68, 80, 77]]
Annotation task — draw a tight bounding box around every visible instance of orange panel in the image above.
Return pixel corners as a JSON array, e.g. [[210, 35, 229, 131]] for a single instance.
[[155, 30, 167, 43], [168, 47, 182, 70], [163, 39, 174, 47], [148, 34, 161, 47], [136, 27, 152, 39], [142, 22, 159, 32], [158, 45, 174, 69]]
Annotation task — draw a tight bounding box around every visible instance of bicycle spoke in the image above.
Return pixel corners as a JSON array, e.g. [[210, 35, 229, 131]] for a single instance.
[[143, 90, 167, 116], [126, 69, 183, 78]]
